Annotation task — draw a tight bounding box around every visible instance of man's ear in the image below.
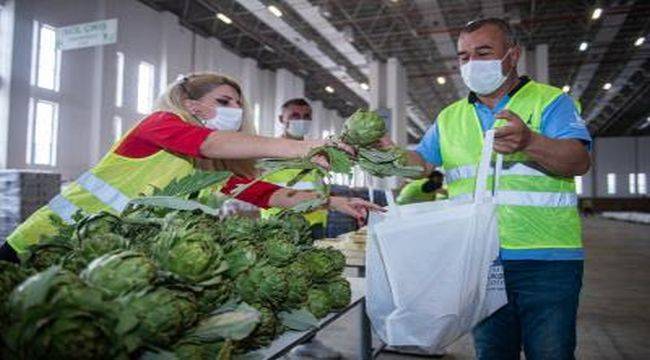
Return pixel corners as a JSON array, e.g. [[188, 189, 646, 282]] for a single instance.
[[510, 45, 522, 68]]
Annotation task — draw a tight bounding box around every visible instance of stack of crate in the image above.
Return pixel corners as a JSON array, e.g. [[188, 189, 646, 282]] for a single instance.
[[0, 170, 61, 243]]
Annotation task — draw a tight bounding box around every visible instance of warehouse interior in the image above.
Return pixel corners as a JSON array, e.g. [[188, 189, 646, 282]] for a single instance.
[[0, 0, 648, 359]]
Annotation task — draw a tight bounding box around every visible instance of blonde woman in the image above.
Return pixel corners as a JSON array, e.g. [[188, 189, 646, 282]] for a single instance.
[[2, 72, 380, 261]]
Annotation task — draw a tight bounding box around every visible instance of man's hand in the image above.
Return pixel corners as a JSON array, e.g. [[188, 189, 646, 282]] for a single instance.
[[494, 110, 533, 154], [375, 134, 395, 150]]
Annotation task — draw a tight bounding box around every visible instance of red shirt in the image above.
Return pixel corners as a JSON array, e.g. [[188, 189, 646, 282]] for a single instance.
[[115, 112, 281, 208]]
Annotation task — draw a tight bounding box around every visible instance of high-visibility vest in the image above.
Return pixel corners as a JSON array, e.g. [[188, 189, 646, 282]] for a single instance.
[[437, 80, 582, 257], [7, 120, 196, 252], [260, 169, 327, 227], [397, 179, 442, 205]]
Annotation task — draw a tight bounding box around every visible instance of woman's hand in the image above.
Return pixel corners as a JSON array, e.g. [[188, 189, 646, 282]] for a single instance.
[[329, 196, 385, 226]]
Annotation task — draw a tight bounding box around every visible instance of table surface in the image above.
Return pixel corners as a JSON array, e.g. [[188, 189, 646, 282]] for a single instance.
[[257, 277, 366, 359]]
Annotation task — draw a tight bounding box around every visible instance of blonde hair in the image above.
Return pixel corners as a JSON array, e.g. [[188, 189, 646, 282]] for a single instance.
[[156, 72, 258, 178]]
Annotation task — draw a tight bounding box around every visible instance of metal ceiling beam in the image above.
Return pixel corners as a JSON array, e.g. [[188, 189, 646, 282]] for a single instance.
[[412, 0, 466, 99], [281, 0, 431, 133], [233, 0, 367, 99], [570, 4, 632, 100]]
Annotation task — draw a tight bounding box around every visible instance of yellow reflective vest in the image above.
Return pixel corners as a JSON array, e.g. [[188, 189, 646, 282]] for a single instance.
[[437, 79, 583, 260], [7, 125, 195, 252], [260, 169, 327, 227]]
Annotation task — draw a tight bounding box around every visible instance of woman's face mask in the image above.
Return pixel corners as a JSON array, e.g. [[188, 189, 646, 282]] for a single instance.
[[203, 107, 243, 131], [189, 84, 244, 131]]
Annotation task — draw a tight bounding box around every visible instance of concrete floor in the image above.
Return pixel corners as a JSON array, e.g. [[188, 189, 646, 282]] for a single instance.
[[311, 217, 650, 359]]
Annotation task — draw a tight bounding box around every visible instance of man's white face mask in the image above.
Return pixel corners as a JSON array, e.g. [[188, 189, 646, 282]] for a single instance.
[[203, 107, 243, 131], [286, 120, 312, 138], [460, 49, 513, 95]]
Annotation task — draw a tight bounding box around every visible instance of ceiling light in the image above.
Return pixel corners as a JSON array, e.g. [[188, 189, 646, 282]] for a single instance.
[[360, 83, 369, 91], [436, 76, 446, 85], [267, 5, 283, 17], [603, 82, 612, 90], [591, 8, 602, 20], [319, 4, 332, 18], [635, 36, 645, 47], [562, 85, 571, 93], [216, 13, 232, 24], [579, 42, 589, 51], [325, 86, 335, 93]]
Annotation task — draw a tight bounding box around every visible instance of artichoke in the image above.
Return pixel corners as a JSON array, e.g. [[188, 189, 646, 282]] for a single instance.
[[219, 216, 258, 243], [5, 307, 118, 360], [258, 211, 313, 246], [153, 228, 227, 285], [305, 288, 333, 319], [240, 305, 278, 349], [4, 267, 119, 359], [75, 212, 123, 240], [0, 261, 33, 330], [197, 280, 233, 314], [81, 251, 157, 298], [77, 233, 129, 264], [322, 277, 351, 310], [285, 275, 310, 309], [341, 109, 386, 146], [116, 287, 198, 347], [236, 265, 288, 308], [173, 341, 226, 360], [21, 242, 74, 271], [223, 242, 257, 278], [299, 248, 346, 282], [262, 236, 298, 267]]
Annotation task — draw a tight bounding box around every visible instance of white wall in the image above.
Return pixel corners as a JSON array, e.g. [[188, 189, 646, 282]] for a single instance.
[[0, 0, 343, 180], [580, 137, 650, 198]]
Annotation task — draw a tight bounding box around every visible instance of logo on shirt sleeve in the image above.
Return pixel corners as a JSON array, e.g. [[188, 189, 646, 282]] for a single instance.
[[570, 111, 587, 129]]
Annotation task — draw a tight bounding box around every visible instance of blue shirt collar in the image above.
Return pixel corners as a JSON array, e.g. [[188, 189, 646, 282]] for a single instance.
[[467, 76, 531, 106]]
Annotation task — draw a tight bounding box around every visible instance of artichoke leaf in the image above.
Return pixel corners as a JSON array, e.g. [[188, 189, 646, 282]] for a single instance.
[[185, 303, 260, 342], [278, 308, 319, 331]]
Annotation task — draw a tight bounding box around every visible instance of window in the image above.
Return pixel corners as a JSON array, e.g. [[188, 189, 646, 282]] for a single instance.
[[574, 176, 583, 195], [112, 116, 123, 143], [253, 102, 261, 134], [606, 173, 616, 195], [629, 173, 636, 194], [136, 61, 155, 114], [31, 21, 60, 91], [638, 173, 647, 195], [26, 99, 58, 166], [115, 52, 124, 107]]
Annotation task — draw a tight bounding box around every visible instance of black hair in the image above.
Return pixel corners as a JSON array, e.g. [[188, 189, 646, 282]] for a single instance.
[[421, 170, 444, 193], [281, 98, 311, 110], [461, 18, 518, 47]]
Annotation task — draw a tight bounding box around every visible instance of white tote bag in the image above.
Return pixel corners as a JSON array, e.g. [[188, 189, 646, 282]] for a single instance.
[[366, 130, 507, 350]]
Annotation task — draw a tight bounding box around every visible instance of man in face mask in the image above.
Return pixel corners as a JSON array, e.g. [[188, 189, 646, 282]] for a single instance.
[[278, 98, 313, 140], [262, 98, 339, 359], [261, 98, 327, 237], [382, 18, 592, 359]]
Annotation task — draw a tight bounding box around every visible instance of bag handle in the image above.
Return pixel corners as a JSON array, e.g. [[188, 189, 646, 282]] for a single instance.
[[384, 189, 401, 218], [474, 130, 495, 203], [474, 130, 504, 203]]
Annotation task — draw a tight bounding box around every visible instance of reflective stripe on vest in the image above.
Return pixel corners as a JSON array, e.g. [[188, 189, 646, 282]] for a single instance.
[[446, 162, 550, 183], [48, 195, 79, 224], [77, 171, 131, 212], [275, 181, 316, 191], [453, 190, 577, 207]]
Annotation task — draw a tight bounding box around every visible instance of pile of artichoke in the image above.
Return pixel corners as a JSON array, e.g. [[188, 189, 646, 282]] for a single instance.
[[0, 174, 351, 359]]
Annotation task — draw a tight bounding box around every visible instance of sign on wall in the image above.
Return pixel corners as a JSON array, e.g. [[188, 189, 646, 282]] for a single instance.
[[56, 19, 118, 51]]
